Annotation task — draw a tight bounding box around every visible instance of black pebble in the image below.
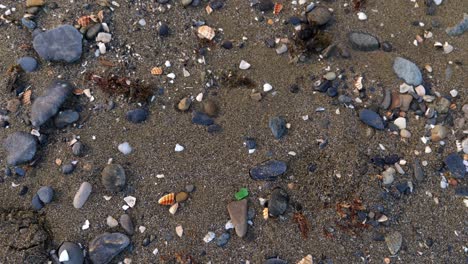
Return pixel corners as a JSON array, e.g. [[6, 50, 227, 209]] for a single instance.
[[243, 138, 256, 149], [207, 124, 222, 133], [19, 186, 28, 196], [381, 41, 393, 52], [327, 86, 338, 97], [288, 84, 299, 93], [221, 41, 233, 49], [264, 39, 275, 48], [209, 0, 224, 9], [126, 108, 149, 123], [62, 164, 75, 174], [307, 163, 317, 173], [159, 23, 170, 37], [5, 167, 12, 177], [258, 0, 274, 11], [15, 167, 26, 177]]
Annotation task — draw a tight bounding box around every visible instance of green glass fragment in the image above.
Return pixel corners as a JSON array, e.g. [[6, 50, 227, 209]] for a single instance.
[[235, 188, 249, 200]]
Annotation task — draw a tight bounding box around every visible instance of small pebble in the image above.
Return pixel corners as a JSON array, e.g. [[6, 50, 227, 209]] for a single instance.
[[118, 142, 132, 155]]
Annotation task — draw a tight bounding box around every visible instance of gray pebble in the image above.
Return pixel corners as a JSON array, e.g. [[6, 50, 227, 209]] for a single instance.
[[62, 163, 75, 174], [72, 142, 84, 156], [32, 194, 44, 211], [58, 242, 84, 264], [37, 186, 54, 204], [393, 57, 422, 86], [88, 233, 130, 264], [86, 23, 102, 40], [119, 214, 134, 235], [54, 110, 79, 128], [101, 164, 126, 192], [269, 116, 287, 139], [17, 57, 38, 72], [268, 188, 289, 217], [250, 160, 287, 181], [348, 32, 380, 51], [73, 182, 92, 209], [33, 25, 83, 63], [3, 132, 37, 166]]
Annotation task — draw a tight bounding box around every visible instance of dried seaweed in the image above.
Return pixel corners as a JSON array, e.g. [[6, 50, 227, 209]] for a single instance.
[[4, 65, 22, 92], [352, 0, 365, 11], [293, 212, 310, 239], [335, 198, 368, 234], [87, 73, 153, 101]]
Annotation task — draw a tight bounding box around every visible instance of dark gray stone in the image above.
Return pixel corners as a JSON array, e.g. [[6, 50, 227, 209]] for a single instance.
[[86, 23, 102, 40], [58, 242, 84, 264], [37, 186, 54, 204], [269, 116, 287, 139], [32, 194, 44, 211], [216, 233, 230, 247], [192, 111, 214, 126], [446, 13, 468, 36], [444, 153, 465, 179], [88, 233, 130, 264], [258, 0, 274, 11], [348, 32, 380, 51], [62, 164, 75, 174], [268, 188, 289, 217], [101, 164, 126, 192], [17, 57, 38, 72], [265, 259, 288, 264], [119, 214, 134, 235], [3, 132, 37, 166], [126, 108, 148, 123], [33, 25, 83, 63], [250, 160, 287, 181], [359, 109, 384, 130], [307, 7, 332, 26], [72, 142, 84, 156], [413, 159, 425, 182], [393, 57, 423, 86], [30, 80, 73, 127]]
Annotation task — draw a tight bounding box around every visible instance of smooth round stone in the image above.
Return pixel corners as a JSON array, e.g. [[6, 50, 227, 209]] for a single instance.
[[181, 0, 193, 7], [323, 72, 336, 81], [33, 25, 83, 63], [348, 31, 380, 51], [382, 167, 395, 185], [72, 142, 84, 156], [177, 97, 191, 111], [73, 182, 92, 209], [32, 194, 44, 211], [119, 214, 134, 235], [101, 164, 126, 192], [86, 23, 102, 40], [258, 0, 274, 11], [17, 57, 38, 72], [359, 109, 384, 130], [31, 80, 73, 127], [269, 116, 287, 139], [3, 132, 37, 166], [159, 23, 169, 37], [37, 186, 54, 204], [268, 188, 289, 217], [250, 160, 287, 181], [400, 129, 411, 138], [185, 184, 195, 193], [58, 242, 84, 264], [54, 110, 79, 128], [394, 117, 406, 129], [21, 18, 37, 30], [175, 192, 189, 203], [431, 125, 448, 141], [307, 7, 332, 26], [107, 216, 119, 228], [88, 233, 130, 264], [221, 40, 233, 49], [393, 57, 423, 86], [138, 19, 146, 26], [118, 142, 132, 155], [62, 164, 75, 174], [265, 258, 288, 264], [126, 108, 148, 123]]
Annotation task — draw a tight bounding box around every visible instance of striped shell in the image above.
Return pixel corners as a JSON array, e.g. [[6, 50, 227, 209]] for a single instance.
[[151, 67, 163, 75], [197, 25, 215, 40], [158, 193, 175, 205], [22, 90, 32, 105], [169, 203, 179, 215], [77, 15, 97, 28], [273, 3, 283, 15], [297, 254, 313, 264], [263, 208, 269, 220], [354, 76, 363, 90]]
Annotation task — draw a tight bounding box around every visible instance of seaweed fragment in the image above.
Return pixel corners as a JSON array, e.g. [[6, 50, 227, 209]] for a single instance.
[[88, 73, 153, 101], [293, 212, 310, 239]]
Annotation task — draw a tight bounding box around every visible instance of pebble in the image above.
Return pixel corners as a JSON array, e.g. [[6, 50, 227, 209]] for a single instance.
[[268, 188, 289, 217], [202, 100, 218, 117], [31, 80, 73, 127], [126, 108, 148, 123], [433, 0, 443, 5], [462, 138, 468, 154], [185, 184, 195, 193], [181, 0, 193, 7], [385, 231, 403, 255], [203, 232, 215, 243], [88, 233, 130, 264], [3, 132, 37, 165], [275, 44, 288, 55], [444, 153, 465, 179], [359, 109, 384, 130], [96, 32, 112, 43], [381, 41, 393, 52], [118, 142, 132, 155], [119, 214, 134, 235], [107, 216, 119, 228], [72, 142, 84, 156], [138, 19, 146, 26], [177, 97, 191, 111], [348, 32, 380, 51], [86, 23, 102, 40], [258, 0, 274, 11], [192, 111, 214, 126], [430, 125, 448, 141], [159, 23, 170, 37], [263, 83, 273, 92], [221, 40, 233, 49], [19, 186, 29, 196], [382, 167, 396, 185], [32, 194, 44, 211], [400, 129, 412, 138], [413, 159, 425, 183], [324, 72, 336, 81], [174, 144, 185, 152], [357, 12, 367, 21], [26, 0, 44, 7], [73, 182, 92, 209], [58, 242, 84, 264], [101, 164, 126, 192], [20, 18, 36, 30], [54, 110, 79, 128], [175, 192, 189, 203], [269, 116, 287, 139], [216, 233, 230, 247], [394, 117, 406, 129], [399, 94, 413, 112], [62, 163, 75, 174], [393, 57, 423, 86], [307, 7, 332, 26], [37, 186, 53, 204], [446, 13, 468, 36], [176, 225, 183, 237], [239, 60, 251, 70], [265, 258, 288, 264], [227, 199, 248, 237], [33, 25, 83, 63], [17, 57, 38, 72], [250, 160, 287, 181]]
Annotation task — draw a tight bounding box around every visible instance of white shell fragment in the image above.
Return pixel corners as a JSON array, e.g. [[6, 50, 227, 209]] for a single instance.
[[239, 60, 251, 70], [118, 142, 132, 155], [203, 231, 215, 243], [175, 144, 185, 152], [124, 196, 136, 208], [176, 225, 183, 237], [357, 12, 367, 21]]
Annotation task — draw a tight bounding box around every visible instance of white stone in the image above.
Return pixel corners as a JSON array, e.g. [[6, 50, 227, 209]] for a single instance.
[[450, 89, 458, 97], [107, 216, 119, 227], [399, 83, 414, 93], [96, 32, 112, 43], [357, 12, 367, 20], [152, 248, 159, 255], [102, 23, 110, 32], [225, 220, 234, 230], [443, 42, 453, 54], [124, 196, 136, 207], [263, 83, 273, 92], [175, 144, 185, 152], [182, 68, 190, 77], [434, 0, 443, 5], [167, 73, 176, 79], [203, 232, 215, 243], [239, 60, 251, 70], [139, 226, 146, 233], [176, 225, 183, 237], [118, 142, 132, 155], [415, 85, 426, 96], [394, 117, 407, 129], [462, 138, 468, 154], [165, 60, 171, 67], [98, 42, 106, 54], [138, 19, 146, 26], [196, 93, 203, 102], [82, 220, 90, 230]]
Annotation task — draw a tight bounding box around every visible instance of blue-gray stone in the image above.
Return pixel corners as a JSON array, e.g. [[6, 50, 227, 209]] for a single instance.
[[58, 242, 84, 264], [37, 186, 54, 204], [268, 188, 289, 217], [349, 32, 380, 51], [17, 56, 38, 72], [250, 160, 287, 181], [54, 110, 79, 128], [62, 164, 75, 175], [3, 132, 37, 166], [126, 108, 148, 123], [33, 25, 83, 63], [216, 233, 230, 247], [30, 80, 73, 127], [269, 116, 287, 139], [393, 57, 423, 86], [89, 233, 130, 264], [192, 111, 214, 126], [32, 194, 44, 211], [359, 109, 384, 130], [265, 258, 288, 264], [455, 186, 468, 197], [446, 13, 468, 36], [21, 18, 36, 30], [444, 153, 466, 179]]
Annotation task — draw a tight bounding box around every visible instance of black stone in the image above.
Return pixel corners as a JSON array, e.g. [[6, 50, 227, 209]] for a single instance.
[[258, 0, 274, 11], [159, 23, 170, 37], [268, 188, 289, 217], [126, 108, 148, 123], [381, 41, 393, 52], [89, 233, 130, 264], [221, 40, 233, 49], [359, 109, 384, 130], [19, 186, 29, 196], [444, 153, 465, 179], [62, 164, 75, 174], [250, 160, 287, 181]]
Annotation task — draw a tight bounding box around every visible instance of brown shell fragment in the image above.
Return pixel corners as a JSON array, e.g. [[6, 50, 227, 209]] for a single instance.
[[73, 88, 84, 95], [22, 90, 32, 105], [158, 193, 175, 205], [273, 3, 283, 15], [77, 15, 97, 28], [151, 67, 163, 75], [197, 25, 215, 40], [297, 254, 313, 264]]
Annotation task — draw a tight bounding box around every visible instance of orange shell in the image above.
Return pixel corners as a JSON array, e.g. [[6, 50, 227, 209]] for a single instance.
[[22, 90, 32, 105], [77, 15, 97, 28], [158, 193, 175, 205], [151, 67, 163, 75], [73, 88, 84, 95], [273, 3, 283, 15], [197, 25, 215, 40]]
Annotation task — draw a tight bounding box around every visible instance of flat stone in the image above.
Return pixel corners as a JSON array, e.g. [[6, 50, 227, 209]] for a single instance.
[[431, 125, 448, 141], [126, 108, 148, 123], [88, 233, 130, 264], [58, 242, 84, 264], [73, 182, 92, 209], [413, 159, 425, 183], [446, 13, 468, 36], [348, 32, 380, 51], [250, 160, 287, 181], [30, 80, 73, 127], [444, 153, 465, 179], [227, 199, 248, 237], [385, 231, 403, 255], [37, 186, 54, 204], [31, 194, 44, 211], [393, 57, 423, 86], [3, 132, 37, 166], [54, 110, 79, 128], [216, 232, 230, 247], [119, 214, 134, 235], [33, 25, 83, 63], [96, 32, 112, 43], [17, 57, 38, 72], [269, 116, 287, 139], [101, 164, 126, 192], [394, 117, 406, 129], [268, 188, 289, 217], [359, 109, 384, 130], [265, 258, 288, 264], [72, 142, 84, 156]]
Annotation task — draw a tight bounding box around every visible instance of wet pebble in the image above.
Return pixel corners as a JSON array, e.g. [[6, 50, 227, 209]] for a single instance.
[[348, 31, 380, 51], [385, 231, 403, 255], [359, 109, 384, 130], [33, 25, 83, 63], [268, 188, 289, 217], [101, 164, 126, 192], [269, 116, 287, 139], [17, 57, 38, 72], [126, 108, 148, 123], [54, 110, 79, 128], [3, 132, 37, 166], [72, 142, 84, 156], [62, 163, 75, 174], [413, 159, 425, 182], [216, 233, 230, 247], [444, 153, 465, 179], [73, 182, 92, 209], [31, 80, 73, 127], [393, 57, 423, 86], [446, 13, 468, 36], [19, 186, 29, 196], [250, 160, 287, 181], [119, 214, 134, 235], [88, 233, 130, 264], [227, 199, 248, 237], [307, 7, 332, 26], [58, 242, 84, 264], [37, 186, 53, 204]]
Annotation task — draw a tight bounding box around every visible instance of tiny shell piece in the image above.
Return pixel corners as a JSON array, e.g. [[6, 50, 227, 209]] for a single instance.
[[22, 90, 32, 105], [273, 3, 283, 15], [176, 225, 183, 237], [151, 67, 163, 75], [263, 208, 269, 220], [197, 25, 215, 40], [354, 76, 363, 90], [158, 193, 175, 205], [297, 254, 313, 264], [169, 203, 179, 215]]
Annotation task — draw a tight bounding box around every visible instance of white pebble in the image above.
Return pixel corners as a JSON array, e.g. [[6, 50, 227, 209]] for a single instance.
[[152, 248, 159, 255], [98, 42, 106, 54], [425, 146, 432, 153], [263, 83, 273, 92], [175, 144, 185, 152], [118, 142, 132, 155], [196, 93, 203, 102], [225, 220, 234, 230], [102, 23, 110, 32], [124, 196, 136, 207], [107, 216, 118, 227], [82, 220, 90, 230], [394, 117, 407, 129], [239, 60, 251, 70], [165, 60, 171, 67], [139, 226, 146, 233], [176, 225, 184, 237], [96, 32, 112, 43], [357, 12, 367, 20], [138, 19, 146, 26], [449, 89, 458, 97], [203, 232, 215, 243], [167, 73, 176, 79]]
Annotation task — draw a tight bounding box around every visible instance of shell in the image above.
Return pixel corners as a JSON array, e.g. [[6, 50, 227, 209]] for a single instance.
[[273, 3, 283, 15], [169, 202, 179, 214], [197, 25, 215, 40], [73, 88, 84, 95], [151, 67, 163, 75], [158, 193, 175, 205], [354, 76, 363, 90], [297, 254, 313, 264], [205, 5, 213, 14], [263, 208, 269, 220], [77, 15, 97, 28], [97, 10, 104, 23], [22, 90, 32, 105]]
